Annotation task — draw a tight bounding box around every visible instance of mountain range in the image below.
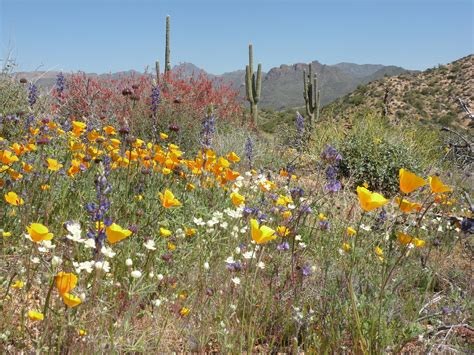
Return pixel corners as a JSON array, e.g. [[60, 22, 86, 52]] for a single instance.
[[14, 60, 411, 110]]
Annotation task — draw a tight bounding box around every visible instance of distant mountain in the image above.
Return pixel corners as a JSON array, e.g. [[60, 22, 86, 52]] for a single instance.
[[324, 54, 474, 129], [14, 60, 411, 110]]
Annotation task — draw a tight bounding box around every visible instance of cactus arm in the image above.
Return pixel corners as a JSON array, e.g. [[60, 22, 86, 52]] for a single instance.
[[254, 63, 262, 103], [165, 15, 171, 73]]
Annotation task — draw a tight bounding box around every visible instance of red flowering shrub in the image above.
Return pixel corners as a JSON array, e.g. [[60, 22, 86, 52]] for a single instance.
[[52, 70, 244, 147]]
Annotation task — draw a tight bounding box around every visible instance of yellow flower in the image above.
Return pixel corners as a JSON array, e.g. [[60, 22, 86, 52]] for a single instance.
[[318, 213, 327, 221], [47, 158, 63, 171], [26, 223, 54, 242], [395, 197, 422, 213], [356, 186, 389, 212], [62, 293, 82, 307], [230, 192, 245, 206], [282, 210, 292, 219], [375, 246, 384, 261], [342, 243, 351, 252], [40, 184, 51, 191], [167, 242, 176, 251], [12, 280, 24, 289], [79, 329, 87, 336], [160, 228, 172, 237], [4, 191, 24, 206], [28, 310, 44, 321], [399, 168, 426, 194], [276, 225, 290, 237], [160, 132, 168, 140], [185, 183, 195, 191], [226, 151, 240, 163], [347, 227, 357, 236], [103, 125, 117, 135], [106, 223, 132, 244], [56, 272, 78, 295], [179, 307, 190, 317], [0, 150, 19, 164], [2, 231, 12, 237], [428, 176, 452, 193], [397, 232, 425, 247], [159, 189, 181, 208], [162, 167, 172, 175], [250, 219, 276, 245], [185, 228, 196, 237]]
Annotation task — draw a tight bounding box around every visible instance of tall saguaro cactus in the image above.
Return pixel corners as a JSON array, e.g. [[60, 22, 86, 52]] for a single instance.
[[155, 61, 160, 84], [164, 15, 171, 74], [245, 44, 262, 126], [303, 62, 321, 131]]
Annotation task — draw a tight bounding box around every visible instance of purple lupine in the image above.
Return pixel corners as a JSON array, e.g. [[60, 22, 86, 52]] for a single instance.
[[200, 112, 216, 149], [277, 241, 290, 251], [245, 136, 254, 168], [301, 265, 312, 277], [150, 85, 160, 115], [56, 72, 66, 95], [85, 156, 112, 249], [226, 261, 242, 272], [28, 83, 38, 107], [321, 145, 343, 193]]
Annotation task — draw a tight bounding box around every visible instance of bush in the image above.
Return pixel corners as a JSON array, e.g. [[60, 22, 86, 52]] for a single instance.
[[337, 116, 424, 196]]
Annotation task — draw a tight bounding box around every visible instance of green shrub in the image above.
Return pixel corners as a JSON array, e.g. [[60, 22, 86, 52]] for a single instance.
[[337, 116, 425, 196], [0, 75, 28, 117]]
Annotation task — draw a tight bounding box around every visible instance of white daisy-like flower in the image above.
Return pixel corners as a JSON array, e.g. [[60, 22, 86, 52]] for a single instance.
[[125, 258, 133, 266], [157, 274, 164, 281], [152, 299, 162, 307], [295, 235, 302, 241], [101, 246, 116, 258], [51, 256, 63, 267], [231, 277, 241, 285], [360, 224, 371, 231], [31, 256, 40, 264], [225, 256, 235, 264], [130, 270, 142, 278], [193, 217, 205, 226], [204, 262, 210, 270], [95, 261, 110, 273], [257, 261, 265, 269], [143, 239, 156, 251], [235, 246, 241, 254], [242, 251, 254, 260], [66, 221, 81, 235], [220, 222, 228, 229], [83, 238, 96, 249]]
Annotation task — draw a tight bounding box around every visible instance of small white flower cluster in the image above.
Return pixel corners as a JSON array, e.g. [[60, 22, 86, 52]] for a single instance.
[[73, 260, 111, 274], [64, 222, 97, 249]]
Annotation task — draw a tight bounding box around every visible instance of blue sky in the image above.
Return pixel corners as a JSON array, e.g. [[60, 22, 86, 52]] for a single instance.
[[1, 0, 473, 74]]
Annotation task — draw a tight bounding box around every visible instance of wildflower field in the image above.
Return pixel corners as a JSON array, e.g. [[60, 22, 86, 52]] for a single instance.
[[1, 37, 473, 354]]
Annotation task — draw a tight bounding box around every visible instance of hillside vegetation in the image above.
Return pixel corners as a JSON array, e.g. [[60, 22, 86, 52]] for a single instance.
[[324, 55, 474, 129]]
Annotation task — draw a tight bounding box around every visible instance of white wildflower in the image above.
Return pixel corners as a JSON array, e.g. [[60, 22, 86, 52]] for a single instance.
[[131, 270, 142, 278], [143, 239, 156, 251], [101, 245, 116, 258]]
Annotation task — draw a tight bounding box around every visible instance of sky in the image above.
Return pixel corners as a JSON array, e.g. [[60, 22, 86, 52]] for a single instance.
[[1, 0, 473, 74]]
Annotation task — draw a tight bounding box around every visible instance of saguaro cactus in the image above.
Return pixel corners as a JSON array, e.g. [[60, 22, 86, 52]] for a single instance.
[[245, 44, 262, 126], [155, 61, 160, 84], [303, 62, 320, 130], [164, 15, 171, 74]]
